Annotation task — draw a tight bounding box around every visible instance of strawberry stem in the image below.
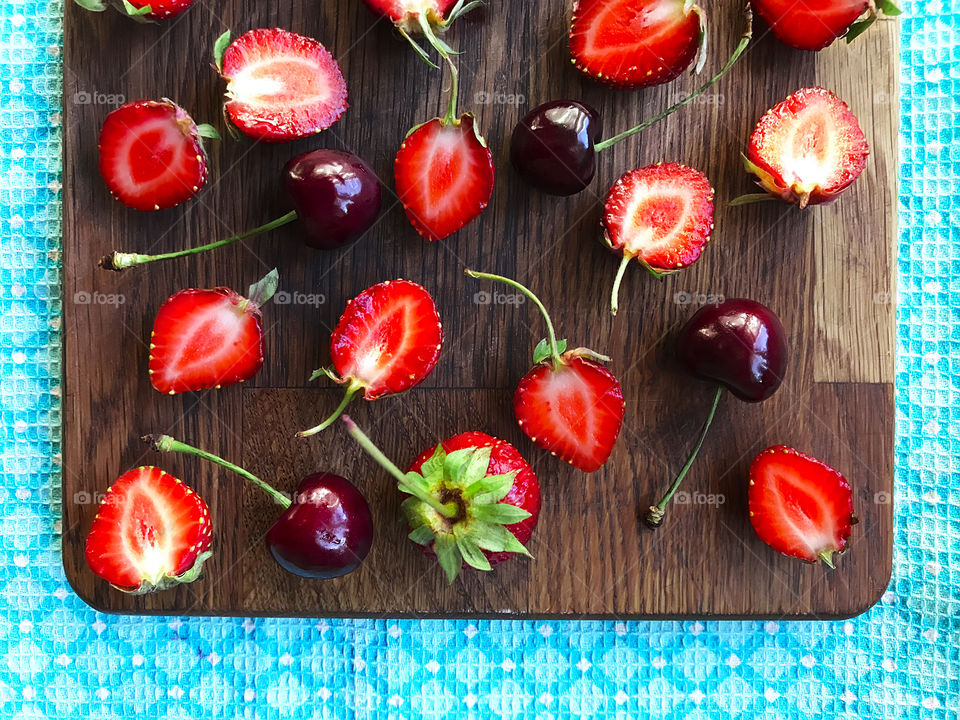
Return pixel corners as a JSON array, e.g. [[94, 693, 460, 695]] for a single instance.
[[341, 416, 459, 519], [592, 7, 753, 153], [644, 385, 724, 528], [610, 253, 633, 316], [143, 434, 291, 509], [99, 210, 298, 271], [417, 13, 459, 124], [465, 269, 563, 370], [297, 381, 363, 438]]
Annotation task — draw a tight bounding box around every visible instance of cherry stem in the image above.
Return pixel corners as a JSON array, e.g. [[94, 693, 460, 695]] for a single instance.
[[297, 381, 363, 438], [465, 269, 563, 370], [100, 210, 298, 271], [592, 7, 754, 153], [610, 254, 633, 316], [144, 434, 291, 509], [644, 385, 724, 528], [418, 13, 459, 124], [341, 416, 458, 519]]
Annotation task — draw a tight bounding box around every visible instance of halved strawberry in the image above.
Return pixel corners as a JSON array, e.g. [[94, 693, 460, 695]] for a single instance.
[[569, 0, 705, 89], [298, 280, 443, 436], [752, 0, 899, 51], [73, 0, 194, 22], [84, 466, 212, 593], [394, 115, 495, 241], [749, 445, 855, 567], [98, 99, 214, 211], [149, 269, 277, 394], [216, 28, 348, 143], [603, 162, 715, 314], [742, 87, 869, 207]]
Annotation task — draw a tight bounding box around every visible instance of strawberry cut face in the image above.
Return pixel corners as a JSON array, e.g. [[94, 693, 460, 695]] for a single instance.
[[394, 115, 495, 241], [150, 287, 266, 394], [569, 0, 703, 89], [98, 100, 209, 211], [603, 162, 715, 272], [746, 87, 869, 207], [84, 466, 212, 593], [749, 445, 855, 566], [221, 28, 348, 143], [330, 280, 443, 399], [515, 356, 625, 473]]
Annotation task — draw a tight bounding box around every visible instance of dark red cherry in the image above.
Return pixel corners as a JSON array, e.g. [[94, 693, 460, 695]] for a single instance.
[[284, 149, 382, 250], [266, 472, 374, 579], [510, 100, 602, 196], [676, 299, 788, 402]]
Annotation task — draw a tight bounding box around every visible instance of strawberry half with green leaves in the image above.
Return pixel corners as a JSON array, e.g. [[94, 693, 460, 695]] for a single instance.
[[85, 466, 212, 593], [749, 445, 855, 567], [752, 0, 900, 51], [344, 418, 541, 582], [149, 269, 278, 394], [738, 87, 869, 208], [467, 270, 624, 472], [98, 99, 218, 211], [569, 0, 707, 89], [603, 162, 715, 315], [362, 0, 481, 66], [73, 0, 194, 22], [215, 28, 348, 143], [298, 280, 443, 436]]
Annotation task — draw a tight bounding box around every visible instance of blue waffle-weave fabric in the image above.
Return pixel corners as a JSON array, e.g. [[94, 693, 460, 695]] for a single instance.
[[1, 0, 958, 717]]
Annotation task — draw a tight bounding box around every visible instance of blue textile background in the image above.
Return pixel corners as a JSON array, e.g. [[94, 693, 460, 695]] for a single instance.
[[1, 1, 957, 717]]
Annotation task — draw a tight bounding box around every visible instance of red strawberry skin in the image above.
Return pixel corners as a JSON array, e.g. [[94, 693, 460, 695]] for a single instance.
[[749, 445, 855, 566], [746, 87, 869, 207], [569, 0, 702, 89], [394, 115, 495, 241], [603, 162, 715, 272], [149, 287, 265, 394], [409, 432, 541, 566], [752, 0, 869, 51], [222, 28, 348, 143], [98, 99, 208, 211], [515, 356, 625, 473], [363, 0, 458, 25], [331, 280, 443, 399], [84, 466, 212, 593], [126, 0, 194, 20]]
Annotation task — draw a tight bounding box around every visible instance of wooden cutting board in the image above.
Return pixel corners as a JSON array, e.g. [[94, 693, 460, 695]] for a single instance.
[[61, 2, 897, 618]]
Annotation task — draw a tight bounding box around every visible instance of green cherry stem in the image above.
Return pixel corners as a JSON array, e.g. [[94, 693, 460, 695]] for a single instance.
[[465, 269, 563, 370], [144, 434, 291, 509], [100, 210, 298, 271], [644, 385, 724, 528], [297, 380, 364, 438], [592, 7, 754, 153], [341, 416, 458, 519]]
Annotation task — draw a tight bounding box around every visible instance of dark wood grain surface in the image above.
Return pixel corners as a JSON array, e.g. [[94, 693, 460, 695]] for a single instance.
[[61, 1, 897, 617]]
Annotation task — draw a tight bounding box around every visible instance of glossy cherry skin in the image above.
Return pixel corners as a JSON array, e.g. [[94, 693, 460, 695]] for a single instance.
[[283, 149, 382, 250], [676, 299, 788, 403], [510, 100, 602, 196], [266, 473, 373, 579]]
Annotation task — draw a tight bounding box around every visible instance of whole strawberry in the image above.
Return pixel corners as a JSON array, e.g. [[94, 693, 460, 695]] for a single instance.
[[363, 0, 481, 64], [752, 0, 900, 51], [85, 466, 212, 593], [467, 270, 624, 472], [749, 446, 855, 567], [738, 87, 869, 207], [215, 28, 348, 142], [569, 0, 706, 89], [298, 280, 443, 436], [73, 0, 194, 22], [344, 418, 541, 582], [149, 269, 277, 394], [98, 99, 218, 211]]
